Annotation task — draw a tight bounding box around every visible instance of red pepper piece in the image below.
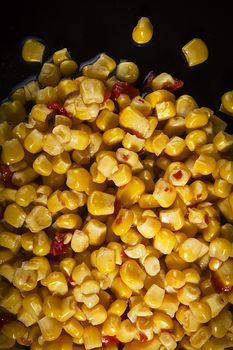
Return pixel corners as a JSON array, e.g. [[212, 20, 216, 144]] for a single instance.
[[172, 170, 183, 180], [162, 78, 184, 93], [204, 214, 209, 225], [0, 164, 13, 186], [50, 233, 69, 256], [111, 82, 139, 101], [47, 102, 70, 117], [113, 199, 121, 218], [102, 335, 119, 346], [0, 312, 12, 330], [104, 90, 112, 101], [139, 332, 148, 342]]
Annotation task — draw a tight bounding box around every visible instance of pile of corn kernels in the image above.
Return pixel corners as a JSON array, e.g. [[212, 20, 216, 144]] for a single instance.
[[0, 31, 233, 350]]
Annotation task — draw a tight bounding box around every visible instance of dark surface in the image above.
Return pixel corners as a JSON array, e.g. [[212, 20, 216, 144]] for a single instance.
[[0, 0, 232, 130]]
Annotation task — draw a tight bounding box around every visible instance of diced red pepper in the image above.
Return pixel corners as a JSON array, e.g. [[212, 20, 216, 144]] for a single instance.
[[47, 102, 70, 117], [164, 187, 171, 192], [0, 164, 13, 186], [113, 199, 121, 218], [143, 71, 183, 93], [104, 90, 112, 101], [0, 312, 12, 330], [139, 332, 148, 342], [204, 214, 209, 225], [130, 129, 144, 139], [111, 82, 139, 101], [172, 170, 183, 180], [50, 233, 69, 256], [102, 335, 119, 346]]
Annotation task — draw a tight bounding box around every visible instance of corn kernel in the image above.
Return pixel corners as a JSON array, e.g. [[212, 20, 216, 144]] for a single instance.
[[182, 38, 208, 66], [120, 259, 146, 291], [119, 106, 150, 138], [22, 38, 45, 63], [38, 63, 61, 87], [132, 17, 153, 44], [25, 205, 52, 232]]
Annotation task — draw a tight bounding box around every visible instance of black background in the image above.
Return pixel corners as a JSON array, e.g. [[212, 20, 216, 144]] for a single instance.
[[0, 0, 232, 130]]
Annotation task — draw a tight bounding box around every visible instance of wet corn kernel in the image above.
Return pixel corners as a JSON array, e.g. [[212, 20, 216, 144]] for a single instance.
[[119, 106, 149, 138], [67, 167, 91, 191], [220, 90, 233, 116], [1, 138, 25, 164], [87, 190, 115, 215], [151, 131, 170, 156], [137, 215, 161, 239], [111, 208, 134, 236], [60, 59, 78, 76], [25, 205, 52, 232], [22, 38, 45, 63], [15, 184, 37, 207], [182, 38, 208, 66], [153, 178, 176, 208], [116, 62, 139, 84], [120, 259, 146, 291], [4, 203, 26, 228], [103, 127, 125, 146], [193, 154, 216, 175], [33, 154, 53, 176], [117, 176, 145, 207], [38, 63, 61, 87], [153, 228, 176, 254], [132, 17, 153, 44]]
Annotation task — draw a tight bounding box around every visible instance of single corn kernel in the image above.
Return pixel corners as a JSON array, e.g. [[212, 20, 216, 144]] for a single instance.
[[4, 203, 26, 228], [163, 116, 186, 137], [209, 238, 232, 262], [165, 136, 186, 157], [151, 131, 170, 156], [42, 133, 63, 156], [119, 106, 150, 138], [117, 176, 145, 207], [69, 130, 90, 151], [116, 62, 139, 84], [111, 208, 134, 236], [87, 190, 115, 215], [122, 132, 145, 152], [185, 129, 207, 151], [145, 89, 175, 108], [185, 108, 209, 129], [159, 207, 184, 231], [96, 109, 119, 131], [38, 316, 63, 341], [182, 38, 208, 66], [15, 184, 37, 207], [53, 48, 71, 65], [154, 228, 176, 254], [1, 138, 24, 165], [33, 154, 53, 176], [103, 127, 125, 146], [137, 215, 161, 239], [213, 131, 233, 152], [24, 129, 43, 154], [153, 178, 176, 208], [189, 300, 212, 323], [179, 238, 206, 262], [110, 163, 132, 187], [132, 17, 153, 44], [60, 59, 78, 76], [80, 78, 105, 104], [31, 103, 52, 122], [97, 154, 118, 177], [120, 259, 146, 291], [193, 154, 216, 175], [144, 284, 165, 308], [155, 100, 176, 121], [22, 38, 45, 63], [165, 269, 186, 289], [38, 63, 61, 87], [71, 230, 89, 253], [25, 205, 52, 232], [220, 90, 233, 116], [67, 168, 91, 191]]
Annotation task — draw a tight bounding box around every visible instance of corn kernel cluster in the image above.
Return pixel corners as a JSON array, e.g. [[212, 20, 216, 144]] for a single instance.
[[0, 44, 233, 350]]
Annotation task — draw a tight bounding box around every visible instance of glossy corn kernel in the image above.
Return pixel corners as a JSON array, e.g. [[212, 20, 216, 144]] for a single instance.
[[116, 61, 139, 84], [111, 277, 132, 299], [209, 237, 231, 262], [155, 100, 176, 121], [1, 138, 24, 165], [193, 154, 216, 175], [96, 109, 119, 131], [153, 228, 176, 254], [185, 129, 207, 151], [103, 127, 125, 146], [179, 238, 207, 262], [42, 133, 63, 156], [214, 178, 232, 198], [83, 326, 102, 350], [153, 178, 176, 208], [24, 129, 43, 154], [132, 17, 153, 44], [87, 190, 115, 215], [71, 230, 89, 253], [53, 48, 71, 65], [189, 300, 212, 323], [67, 167, 91, 191], [38, 63, 61, 87], [38, 316, 63, 341], [111, 209, 133, 236], [219, 160, 233, 184], [213, 131, 233, 152], [163, 116, 186, 137], [116, 176, 145, 207], [0, 230, 21, 253], [137, 215, 161, 239], [80, 78, 105, 104], [182, 38, 208, 66], [15, 184, 37, 207], [165, 136, 186, 157], [97, 154, 118, 177], [31, 103, 52, 122], [151, 131, 170, 156], [22, 38, 45, 63], [95, 247, 116, 273], [3, 203, 26, 228], [33, 154, 53, 176], [185, 108, 209, 129], [144, 283, 165, 308], [220, 90, 233, 116], [159, 207, 184, 231], [122, 132, 145, 152], [110, 163, 132, 187], [209, 308, 232, 338], [119, 106, 150, 138], [60, 59, 78, 76], [25, 205, 52, 232], [120, 259, 146, 291]]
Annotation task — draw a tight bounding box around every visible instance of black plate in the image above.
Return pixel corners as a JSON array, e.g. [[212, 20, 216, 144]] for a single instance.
[[0, 0, 233, 131]]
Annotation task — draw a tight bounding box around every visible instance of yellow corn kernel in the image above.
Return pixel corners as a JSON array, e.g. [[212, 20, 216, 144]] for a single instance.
[[64, 317, 84, 339], [15, 184, 37, 207], [151, 131, 170, 156], [209, 308, 232, 338], [185, 107, 209, 129], [87, 190, 115, 215], [120, 228, 142, 247], [30, 103, 52, 122], [153, 311, 173, 334], [115, 148, 138, 168], [82, 303, 107, 326], [60, 59, 78, 76], [67, 167, 91, 192], [138, 193, 159, 209], [117, 93, 131, 110], [96, 109, 119, 131], [96, 247, 116, 273], [42, 133, 63, 156], [24, 129, 43, 154], [163, 115, 186, 137], [119, 106, 150, 138], [193, 154, 216, 175], [3, 203, 26, 228], [108, 299, 127, 317], [21, 231, 33, 251], [12, 266, 37, 291], [32, 230, 50, 256], [52, 125, 71, 144], [82, 219, 106, 246], [159, 332, 177, 350], [144, 283, 165, 309], [54, 213, 82, 230], [90, 162, 106, 183], [57, 79, 79, 101], [0, 121, 12, 145], [177, 283, 201, 306], [71, 230, 89, 253], [214, 178, 232, 198], [189, 300, 212, 323], [97, 155, 118, 178], [130, 96, 152, 117], [189, 326, 212, 348], [159, 207, 184, 231], [122, 132, 145, 152], [38, 62, 61, 87], [47, 189, 64, 212], [33, 154, 53, 176], [155, 100, 176, 121], [153, 178, 176, 208], [11, 87, 26, 104], [182, 38, 208, 66], [102, 314, 121, 337], [213, 131, 233, 152], [23, 81, 39, 103], [158, 294, 180, 318], [209, 237, 231, 262], [219, 160, 233, 184], [142, 255, 160, 277], [68, 130, 90, 151], [153, 228, 176, 254], [22, 38, 45, 62], [116, 61, 139, 84], [111, 208, 134, 236], [116, 319, 137, 344], [132, 17, 153, 44], [220, 90, 233, 116], [36, 86, 58, 105], [80, 78, 105, 104], [52, 151, 72, 174], [109, 164, 131, 187], [72, 262, 91, 286], [0, 286, 23, 314], [165, 269, 186, 289], [83, 326, 102, 350], [0, 263, 15, 282], [53, 48, 70, 65], [116, 176, 145, 207], [103, 127, 125, 146], [0, 249, 14, 264], [120, 259, 146, 291], [137, 215, 161, 239], [111, 277, 132, 299], [25, 205, 52, 232], [145, 90, 175, 109], [0, 230, 21, 253], [164, 136, 186, 157], [38, 316, 63, 341], [179, 237, 207, 262], [44, 271, 68, 296], [59, 257, 76, 277], [183, 268, 200, 284], [185, 129, 207, 151], [176, 95, 198, 119], [1, 138, 24, 165]]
